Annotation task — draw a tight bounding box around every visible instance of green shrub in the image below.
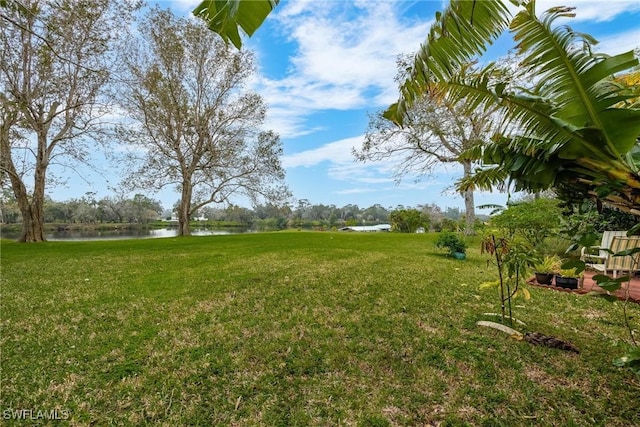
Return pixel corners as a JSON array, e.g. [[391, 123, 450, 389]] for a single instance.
[[490, 198, 562, 248], [435, 231, 467, 254]]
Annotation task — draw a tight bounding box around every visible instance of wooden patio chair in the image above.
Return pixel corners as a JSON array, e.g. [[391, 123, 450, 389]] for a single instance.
[[588, 236, 640, 278], [580, 230, 627, 264]]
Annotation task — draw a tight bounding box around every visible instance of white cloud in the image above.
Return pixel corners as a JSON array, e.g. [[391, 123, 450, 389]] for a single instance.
[[281, 133, 412, 190], [535, 0, 640, 22], [277, 0, 316, 19], [348, 176, 395, 185], [253, 1, 431, 138], [336, 187, 379, 195], [594, 28, 640, 55], [504, 0, 640, 22], [258, 0, 639, 139], [257, 75, 366, 111], [335, 175, 455, 198], [286, 8, 416, 88], [328, 161, 393, 183], [264, 106, 323, 138], [281, 135, 361, 168], [283, 132, 464, 197]]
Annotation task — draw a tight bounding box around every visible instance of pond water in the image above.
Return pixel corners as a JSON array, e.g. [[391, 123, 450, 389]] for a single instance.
[[1, 227, 250, 241]]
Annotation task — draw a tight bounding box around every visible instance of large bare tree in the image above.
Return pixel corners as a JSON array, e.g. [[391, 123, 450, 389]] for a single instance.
[[118, 8, 288, 236], [0, 0, 139, 242]]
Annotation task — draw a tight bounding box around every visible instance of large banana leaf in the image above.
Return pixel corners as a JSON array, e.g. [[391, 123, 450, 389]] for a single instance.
[[193, 0, 279, 49], [509, 2, 640, 159], [388, 0, 517, 126], [387, 0, 640, 212]]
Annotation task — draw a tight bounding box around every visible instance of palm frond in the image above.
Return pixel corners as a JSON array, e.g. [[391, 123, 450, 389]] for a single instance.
[[510, 2, 640, 157], [439, 67, 612, 164], [457, 164, 509, 193], [415, 2, 640, 166], [387, 0, 517, 125]]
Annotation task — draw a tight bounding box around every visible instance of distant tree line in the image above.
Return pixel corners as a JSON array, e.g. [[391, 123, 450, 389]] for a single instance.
[[226, 201, 470, 232], [0, 191, 474, 232], [0, 191, 162, 226]]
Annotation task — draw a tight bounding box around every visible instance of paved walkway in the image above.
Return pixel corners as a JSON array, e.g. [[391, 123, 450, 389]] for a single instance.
[[580, 270, 640, 302], [530, 270, 640, 303]]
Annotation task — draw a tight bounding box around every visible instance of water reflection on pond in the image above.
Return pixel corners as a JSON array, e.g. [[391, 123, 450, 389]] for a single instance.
[[2, 228, 249, 241]]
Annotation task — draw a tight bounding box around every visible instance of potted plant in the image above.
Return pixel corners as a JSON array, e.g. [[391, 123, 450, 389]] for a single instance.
[[435, 232, 467, 260], [533, 255, 561, 285], [554, 268, 582, 289]]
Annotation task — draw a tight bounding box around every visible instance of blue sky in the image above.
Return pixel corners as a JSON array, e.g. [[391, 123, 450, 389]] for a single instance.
[[49, 0, 640, 212]]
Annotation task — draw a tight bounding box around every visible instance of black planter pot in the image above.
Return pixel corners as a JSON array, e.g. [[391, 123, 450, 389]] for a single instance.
[[554, 275, 579, 289], [535, 272, 554, 285]]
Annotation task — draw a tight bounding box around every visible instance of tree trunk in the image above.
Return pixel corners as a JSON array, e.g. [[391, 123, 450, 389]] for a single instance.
[[177, 180, 193, 236], [462, 161, 475, 235], [9, 168, 46, 242], [20, 152, 48, 242], [19, 202, 45, 242], [1, 124, 46, 242]]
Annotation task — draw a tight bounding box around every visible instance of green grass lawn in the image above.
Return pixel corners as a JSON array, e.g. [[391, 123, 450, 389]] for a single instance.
[[1, 232, 638, 426]]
